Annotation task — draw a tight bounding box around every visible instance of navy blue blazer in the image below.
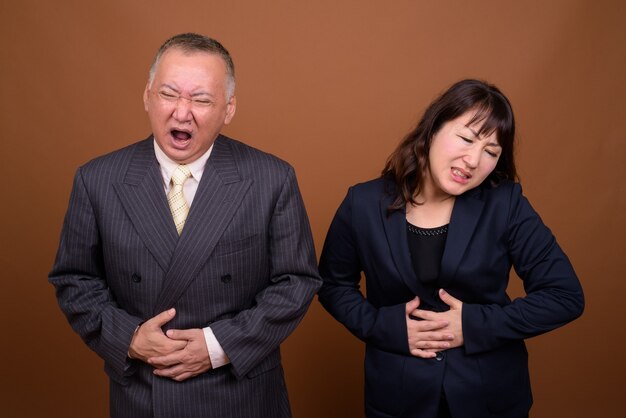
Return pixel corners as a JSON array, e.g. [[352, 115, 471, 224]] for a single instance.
[[318, 178, 584, 418]]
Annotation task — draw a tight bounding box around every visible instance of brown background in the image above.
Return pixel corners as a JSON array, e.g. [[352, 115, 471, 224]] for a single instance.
[[1, 0, 624, 417]]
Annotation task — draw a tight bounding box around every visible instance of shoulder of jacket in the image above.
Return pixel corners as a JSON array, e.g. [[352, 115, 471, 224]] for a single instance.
[[79, 137, 150, 176], [349, 177, 386, 194], [473, 180, 521, 200], [218, 135, 293, 172]]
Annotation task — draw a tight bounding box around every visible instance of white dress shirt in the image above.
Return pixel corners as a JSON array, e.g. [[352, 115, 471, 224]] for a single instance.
[[154, 140, 230, 369]]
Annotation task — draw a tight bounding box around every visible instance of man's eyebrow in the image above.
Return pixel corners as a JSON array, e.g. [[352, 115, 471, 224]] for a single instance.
[[190, 91, 214, 98], [159, 84, 215, 98], [159, 83, 179, 92]]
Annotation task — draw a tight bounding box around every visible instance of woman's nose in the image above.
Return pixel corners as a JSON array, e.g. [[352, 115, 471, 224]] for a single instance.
[[462, 147, 481, 168]]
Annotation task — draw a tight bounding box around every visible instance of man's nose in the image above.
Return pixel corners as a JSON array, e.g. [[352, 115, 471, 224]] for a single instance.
[[173, 97, 193, 122]]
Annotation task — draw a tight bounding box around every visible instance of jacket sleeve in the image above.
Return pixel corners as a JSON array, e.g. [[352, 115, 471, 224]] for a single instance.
[[318, 187, 410, 355], [209, 167, 322, 379], [49, 168, 142, 380], [462, 183, 585, 354]]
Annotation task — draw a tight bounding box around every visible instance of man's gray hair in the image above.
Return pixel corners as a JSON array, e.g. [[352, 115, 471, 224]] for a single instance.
[[148, 33, 235, 100]]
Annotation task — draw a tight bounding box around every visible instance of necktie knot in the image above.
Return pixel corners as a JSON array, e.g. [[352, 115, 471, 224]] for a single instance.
[[171, 164, 192, 186], [168, 165, 192, 235]]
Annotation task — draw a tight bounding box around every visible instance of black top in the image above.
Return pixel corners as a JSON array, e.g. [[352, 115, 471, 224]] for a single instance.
[[407, 221, 448, 310]]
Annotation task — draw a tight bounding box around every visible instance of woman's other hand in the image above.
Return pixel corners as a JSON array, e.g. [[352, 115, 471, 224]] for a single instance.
[[405, 296, 454, 358], [436, 289, 464, 348]]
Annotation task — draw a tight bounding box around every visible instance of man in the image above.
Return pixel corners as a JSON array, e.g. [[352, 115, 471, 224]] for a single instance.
[[49, 33, 321, 418]]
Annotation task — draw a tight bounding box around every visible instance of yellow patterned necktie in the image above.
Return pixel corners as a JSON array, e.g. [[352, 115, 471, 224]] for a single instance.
[[167, 164, 192, 235]]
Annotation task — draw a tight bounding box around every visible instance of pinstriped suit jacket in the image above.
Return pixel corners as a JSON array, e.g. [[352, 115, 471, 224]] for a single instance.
[[50, 135, 321, 418]]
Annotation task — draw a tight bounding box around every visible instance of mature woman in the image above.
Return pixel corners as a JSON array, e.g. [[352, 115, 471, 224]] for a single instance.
[[318, 79, 584, 418]]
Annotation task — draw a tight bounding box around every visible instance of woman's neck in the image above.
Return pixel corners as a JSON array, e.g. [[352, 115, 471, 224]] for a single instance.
[[406, 181, 455, 228]]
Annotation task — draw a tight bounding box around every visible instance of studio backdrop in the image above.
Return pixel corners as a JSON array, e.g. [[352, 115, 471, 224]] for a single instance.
[[1, 1, 624, 417]]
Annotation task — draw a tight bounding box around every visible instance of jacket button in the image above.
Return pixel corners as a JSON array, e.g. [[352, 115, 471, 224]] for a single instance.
[[221, 274, 232, 283], [131, 274, 142, 283], [435, 352, 445, 361]]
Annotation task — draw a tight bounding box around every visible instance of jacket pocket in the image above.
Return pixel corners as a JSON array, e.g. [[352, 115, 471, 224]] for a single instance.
[[213, 234, 260, 257]]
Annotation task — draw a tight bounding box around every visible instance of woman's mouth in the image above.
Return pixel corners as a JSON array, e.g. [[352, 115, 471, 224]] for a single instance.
[[452, 168, 469, 178], [451, 167, 471, 183]]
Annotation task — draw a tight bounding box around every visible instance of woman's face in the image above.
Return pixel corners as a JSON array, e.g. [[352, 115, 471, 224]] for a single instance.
[[424, 110, 501, 199]]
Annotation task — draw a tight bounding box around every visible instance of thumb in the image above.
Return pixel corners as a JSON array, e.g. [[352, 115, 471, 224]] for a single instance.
[[439, 289, 461, 308], [405, 296, 421, 314], [150, 308, 177, 327]]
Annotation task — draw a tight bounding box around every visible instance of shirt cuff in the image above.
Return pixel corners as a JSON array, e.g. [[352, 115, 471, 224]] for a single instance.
[[203, 326, 230, 369]]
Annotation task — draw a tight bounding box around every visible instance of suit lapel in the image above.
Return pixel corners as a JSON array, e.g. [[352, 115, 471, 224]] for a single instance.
[[440, 188, 484, 284], [113, 139, 178, 272], [379, 195, 422, 295], [153, 136, 253, 314]]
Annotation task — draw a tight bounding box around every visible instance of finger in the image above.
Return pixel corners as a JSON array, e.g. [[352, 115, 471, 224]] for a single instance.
[[413, 331, 455, 342], [409, 308, 439, 321], [408, 319, 450, 333], [151, 337, 187, 355], [439, 289, 461, 309], [409, 309, 449, 324], [405, 296, 420, 315], [414, 341, 450, 350], [166, 328, 198, 341], [409, 347, 437, 359], [171, 372, 194, 382], [153, 363, 185, 377], [411, 337, 452, 350], [422, 347, 446, 353], [147, 308, 177, 328], [149, 350, 186, 368], [153, 362, 202, 380], [169, 340, 189, 351]]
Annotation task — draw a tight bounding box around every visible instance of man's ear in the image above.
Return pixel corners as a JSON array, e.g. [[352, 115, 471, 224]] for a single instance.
[[143, 83, 150, 111], [224, 95, 237, 125]]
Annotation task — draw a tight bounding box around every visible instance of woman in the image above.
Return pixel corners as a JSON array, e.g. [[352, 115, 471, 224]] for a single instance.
[[318, 79, 584, 418]]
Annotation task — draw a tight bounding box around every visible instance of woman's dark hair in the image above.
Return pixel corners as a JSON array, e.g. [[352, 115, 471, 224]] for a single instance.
[[382, 79, 517, 211]]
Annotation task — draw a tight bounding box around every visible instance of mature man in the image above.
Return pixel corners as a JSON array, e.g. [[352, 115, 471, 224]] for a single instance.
[[49, 33, 321, 418]]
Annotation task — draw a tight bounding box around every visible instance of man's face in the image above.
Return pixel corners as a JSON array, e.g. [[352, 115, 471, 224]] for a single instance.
[[143, 48, 236, 164]]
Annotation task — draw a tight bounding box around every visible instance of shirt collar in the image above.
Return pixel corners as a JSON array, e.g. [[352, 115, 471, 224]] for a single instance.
[[153, 140, 213, 186]]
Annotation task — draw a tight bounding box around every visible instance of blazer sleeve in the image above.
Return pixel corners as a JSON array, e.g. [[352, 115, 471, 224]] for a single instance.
[[462, 183, 585, 354], [210, 167, 322, 379], [318, 187, 411, 355], [49, 168, 142, 379]]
